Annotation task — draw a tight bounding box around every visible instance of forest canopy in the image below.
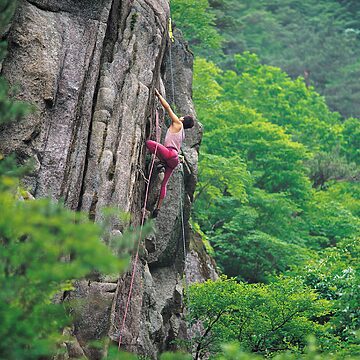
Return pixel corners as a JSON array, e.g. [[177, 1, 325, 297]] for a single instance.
[[172, 0, 360, 358]]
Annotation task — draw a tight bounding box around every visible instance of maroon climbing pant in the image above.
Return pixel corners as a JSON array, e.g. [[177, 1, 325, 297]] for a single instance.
[[146, 140, 179, 199]]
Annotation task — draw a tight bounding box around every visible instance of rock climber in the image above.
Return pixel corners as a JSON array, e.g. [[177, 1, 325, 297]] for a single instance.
[[146, 88, 194, 218]]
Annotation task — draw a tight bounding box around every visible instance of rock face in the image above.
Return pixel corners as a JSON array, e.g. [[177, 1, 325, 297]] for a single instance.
[[186, 231, 218, 284], [0, 0, 211, 358]]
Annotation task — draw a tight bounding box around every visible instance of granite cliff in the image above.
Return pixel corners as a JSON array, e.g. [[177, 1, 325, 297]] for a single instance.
[[0, 0, 217, 358]]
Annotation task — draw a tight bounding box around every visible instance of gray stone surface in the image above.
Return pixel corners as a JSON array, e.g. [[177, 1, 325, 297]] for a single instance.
[[1, 0, 113, 203], [185, 231, 218, 284], [0, 0, 215, 358]]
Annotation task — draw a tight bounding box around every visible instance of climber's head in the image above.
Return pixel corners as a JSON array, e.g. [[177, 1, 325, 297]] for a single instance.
[[180, 115, 195, 129]]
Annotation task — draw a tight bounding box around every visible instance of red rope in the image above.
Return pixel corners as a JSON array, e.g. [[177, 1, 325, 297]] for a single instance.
[[155, 109, 160, 143], [118, 109, 160, 350]]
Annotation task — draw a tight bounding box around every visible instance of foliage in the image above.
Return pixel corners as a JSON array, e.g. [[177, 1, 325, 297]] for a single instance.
[[187, 14, 360, 360], [208, 0, 360, 119], [292, 238, 360, 346], [0, 162, 134, 359], [0, 0, 17, 37], [187, 277, 331, 359], [341, 117, 360, 164], [317, 182, 360, 217], [221, 53, 342, 153], [160, 352, 192, 360], [216, 340, 360, 360], [105, 348, 138, 360], [194, 153, 250, 230], [192, 57, 224, 128], [211, 230, 310, 283], [0, 78, 32, 125], [307, 149, 359, 189], [192, 52, 359, 274], [171, 0, 222, 56], [207, 121, 311, 201], [303, 190, 360, 249]]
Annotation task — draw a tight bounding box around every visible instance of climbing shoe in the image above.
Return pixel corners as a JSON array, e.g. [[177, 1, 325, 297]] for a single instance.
[[152, 208, 159, 218]]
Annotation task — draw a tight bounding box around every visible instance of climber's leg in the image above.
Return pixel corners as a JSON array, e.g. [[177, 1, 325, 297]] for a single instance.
[[159, 166, 174, 201], [146, 141, 179, 218], [155, 157, 180, 216], [152, 166, 173, 218], [146, 140, 173, 162]]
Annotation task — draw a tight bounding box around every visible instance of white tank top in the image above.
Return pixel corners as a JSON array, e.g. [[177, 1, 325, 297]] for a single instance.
[[164, 127, 185, 152]]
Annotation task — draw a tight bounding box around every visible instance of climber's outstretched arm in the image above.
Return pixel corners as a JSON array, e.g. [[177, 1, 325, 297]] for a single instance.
[[155, 88, 182, 126]]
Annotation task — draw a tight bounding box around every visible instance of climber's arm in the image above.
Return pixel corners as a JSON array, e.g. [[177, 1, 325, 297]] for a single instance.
[[155, 89, 182, 126]]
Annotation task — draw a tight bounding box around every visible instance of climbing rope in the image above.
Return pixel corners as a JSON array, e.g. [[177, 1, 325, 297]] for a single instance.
[[179, 164, 191, 312], [117, 109, 160, 350], [155, 107, 161, 143], [118, 14, 190, 348], [168, 17, 191, 316]]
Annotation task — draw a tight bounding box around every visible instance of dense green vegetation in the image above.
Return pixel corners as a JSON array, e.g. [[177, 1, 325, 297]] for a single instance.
[[0, 159, 133, 358], [172, 0, 359, 359], [1, 0, 359, 359], [187, 276, 331, 358], [189, 52, 359, 358], [174, 0, 360, 118], [208, 0, 360, 119]]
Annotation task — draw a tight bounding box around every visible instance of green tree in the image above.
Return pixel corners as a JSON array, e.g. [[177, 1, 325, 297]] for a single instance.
[[171, 0, 222, 56], [194, 153, 250, 229], [192, 51, 359, 282], [341, 117, 360, 164], [209, 0, 360, 119], [292, 238, 360, 350], [303, 190, 360, 248], [211, 229, 310, 283], [0, 163, 136, 359], [216, 340, 360, 360], [188, 277, 331, 358], [207, 121, 311, 201], [307, 149, 359, 189], [176, 3, 360, 359], [221, 53, 342, 152]]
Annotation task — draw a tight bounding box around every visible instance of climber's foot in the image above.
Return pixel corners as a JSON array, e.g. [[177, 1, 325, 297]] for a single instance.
[[152, 208, 160, 218], [156, 162, 165, 173]]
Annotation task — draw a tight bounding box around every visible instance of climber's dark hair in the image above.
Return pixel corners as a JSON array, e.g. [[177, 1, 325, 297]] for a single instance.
[[183, 115, 195, 129]]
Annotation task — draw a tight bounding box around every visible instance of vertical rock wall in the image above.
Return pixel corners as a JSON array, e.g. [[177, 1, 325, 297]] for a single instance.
[[0, 0, 206, 358]]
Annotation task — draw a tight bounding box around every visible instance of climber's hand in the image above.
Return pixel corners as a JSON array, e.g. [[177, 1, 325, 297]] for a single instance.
[[154, 88, 160, 97]]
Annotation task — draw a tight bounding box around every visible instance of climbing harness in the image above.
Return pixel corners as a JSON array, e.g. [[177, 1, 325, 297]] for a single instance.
[[117, 110, 160, 350]]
